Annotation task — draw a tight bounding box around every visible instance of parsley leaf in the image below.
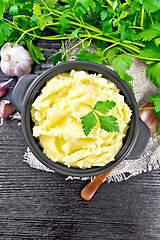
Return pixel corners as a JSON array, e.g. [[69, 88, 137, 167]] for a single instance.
[[152, 23, 160, 32], [76, 0, 96, 12], [69, 28, 80, 40], [148, 93, 160, 120], [62, 53, 68, 62], [100, 10, 108, 21], [156, 125, 160, 134], [142, 0, 160, 13], [146, 62, 160, 88], [155, 111, 160, 120], [26, 40, 45, 64], [44, 0, 58, 8], [33, 3, 53, 31], [112, 53, 132, 78], [80, 111, 97, 136], [155, 38, 160, 47], [112, 53, 133, 88], [10, 4, 19, 16], [0, 21, 12, 46], [94, 100, 116, 114], [50, 52, 63, 66], [76, 50, 104, 64], [138, 28, 160, 41], [81, 100, 119, 136], [58, 11, 70, 36], [139, 43, 160, 59], [148, 93, 160, 113], [102, 19, 113, 33], [98, 115, 119, 133], [104, 47, 120, 65]]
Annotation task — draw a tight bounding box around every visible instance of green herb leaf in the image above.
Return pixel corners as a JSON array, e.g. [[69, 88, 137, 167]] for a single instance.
[[100, 10, 108, 21], [104, 47, 120, 65], [94, 100, 116, 114], [98, 115, 119, 133], [142, 0, 160, 13], [33, 3, 53, 31], [122, 73, 134, 91], [76, 50, 104, 64], [138, 28, 160, 41], [156, 124, 160, 134], [77, 0, 96, 12], [80, 111, 97, 136], [50, 52, 63, 66], [155, 110, 160, 120], [102, 19, 113, 33], [139, 43, 160, 59], [152, 23, 160, 32], [59, 11, 70, 36], [26, 40, 45, 64], [69, 28, 80, 40], [0, 21, 12, 46], [44, 0, 58, 8], [112, 53, 133, 79], [10, 5, 19, 16], [81, 100, 119, 136], [62, 53, 68, 62], [81, 39, 92, 50], [154, 38, 160, 47], [146, 62, 160, 88], [148, 93, 160, 113]]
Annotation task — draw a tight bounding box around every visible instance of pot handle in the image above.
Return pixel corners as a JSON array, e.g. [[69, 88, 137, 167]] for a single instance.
[[127, 118, 150, 159], [12, 74, 38, 113]]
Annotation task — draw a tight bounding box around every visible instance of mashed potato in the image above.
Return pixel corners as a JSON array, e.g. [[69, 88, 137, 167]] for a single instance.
[[31, 70, 132, 169]]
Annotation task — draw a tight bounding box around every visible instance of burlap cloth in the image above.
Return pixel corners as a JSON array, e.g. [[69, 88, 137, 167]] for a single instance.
[[23, 40, 160, 182]]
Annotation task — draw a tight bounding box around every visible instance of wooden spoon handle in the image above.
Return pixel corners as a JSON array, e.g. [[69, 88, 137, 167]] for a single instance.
[[81, 170, 113, 201]]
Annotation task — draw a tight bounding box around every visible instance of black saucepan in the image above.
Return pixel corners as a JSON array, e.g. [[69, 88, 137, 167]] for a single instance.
[[12, 61, 150, 177]]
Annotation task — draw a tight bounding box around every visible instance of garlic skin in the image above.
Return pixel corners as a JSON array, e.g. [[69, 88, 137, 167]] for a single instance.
[[0, 42, 33, 79], [0, 100, 15, 119], [0, 78, 13, 98], [0, 82, 7, 98]]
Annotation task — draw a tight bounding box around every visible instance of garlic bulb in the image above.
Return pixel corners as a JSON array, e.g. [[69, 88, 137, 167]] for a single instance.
[[0, 42, 33, 79]]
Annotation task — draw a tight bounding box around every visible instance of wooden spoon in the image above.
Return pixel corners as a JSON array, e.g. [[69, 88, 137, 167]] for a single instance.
[[81, 101, 160, 201]]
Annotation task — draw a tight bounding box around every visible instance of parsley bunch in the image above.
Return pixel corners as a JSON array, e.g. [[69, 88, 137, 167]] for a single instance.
[[81, 100, 119, 136], [0, 0, 160, 89]]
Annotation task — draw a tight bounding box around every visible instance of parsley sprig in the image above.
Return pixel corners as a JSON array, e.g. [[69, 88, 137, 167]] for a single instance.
[[81, 100, 119, 136], [0, 0, 160, 89]]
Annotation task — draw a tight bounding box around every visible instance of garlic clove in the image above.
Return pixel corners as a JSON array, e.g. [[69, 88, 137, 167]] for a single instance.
[[0, 100, 15, 119], [0, 78, 13, 98], [0, 42, 33, 78], [0, 82, 7, 98]]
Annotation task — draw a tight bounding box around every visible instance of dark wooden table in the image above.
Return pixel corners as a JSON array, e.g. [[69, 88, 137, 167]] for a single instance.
[[0, 40, 160, 240]]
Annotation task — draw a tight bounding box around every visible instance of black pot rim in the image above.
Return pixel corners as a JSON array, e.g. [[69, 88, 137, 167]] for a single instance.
[[21, 61, 139, 177]]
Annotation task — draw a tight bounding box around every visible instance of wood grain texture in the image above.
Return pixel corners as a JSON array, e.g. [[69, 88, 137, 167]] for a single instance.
[[0, 40, 160, 240]]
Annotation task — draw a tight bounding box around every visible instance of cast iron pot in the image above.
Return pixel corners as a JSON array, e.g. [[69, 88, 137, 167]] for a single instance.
[[12, 61, 150, 177]]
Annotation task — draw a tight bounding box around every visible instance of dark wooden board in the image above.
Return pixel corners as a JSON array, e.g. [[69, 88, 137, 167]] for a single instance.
[[0, 40, 160, 240]]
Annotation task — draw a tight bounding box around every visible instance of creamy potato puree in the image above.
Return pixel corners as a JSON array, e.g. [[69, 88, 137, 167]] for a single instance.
[[31, 70, 132, 169]]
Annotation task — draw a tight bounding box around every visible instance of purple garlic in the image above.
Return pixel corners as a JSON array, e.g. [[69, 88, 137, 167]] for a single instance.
[[0, 78, 13, 98], [0, 100, 15, 119]]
